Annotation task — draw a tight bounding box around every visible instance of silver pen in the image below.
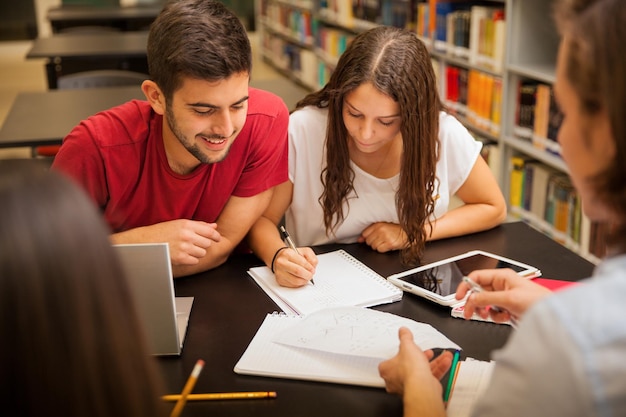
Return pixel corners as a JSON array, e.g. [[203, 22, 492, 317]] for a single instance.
[[462, 276, 517, 328]]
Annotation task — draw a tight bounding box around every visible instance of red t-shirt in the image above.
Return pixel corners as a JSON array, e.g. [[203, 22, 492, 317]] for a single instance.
[[52, 87, 288, 233]]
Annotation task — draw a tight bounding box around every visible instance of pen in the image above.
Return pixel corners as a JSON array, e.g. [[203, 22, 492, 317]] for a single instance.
[[170, 359, 204, 417], [279, 225, 315, 285], [162, 391, 277, 401], [462, 276, 518, 328], [443, 350, 460, 403]]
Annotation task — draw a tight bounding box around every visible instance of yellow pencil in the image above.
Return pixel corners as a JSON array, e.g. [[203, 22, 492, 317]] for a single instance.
[[162, 391, 278, 401], [169, 359, 205, 417]]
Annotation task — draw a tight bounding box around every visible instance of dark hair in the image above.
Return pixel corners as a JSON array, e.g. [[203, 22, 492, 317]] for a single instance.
[[296, 26, 442, 265], [554, 0, 626, 250], [147, 0, 252, 102], [0, 160, 166, 417]]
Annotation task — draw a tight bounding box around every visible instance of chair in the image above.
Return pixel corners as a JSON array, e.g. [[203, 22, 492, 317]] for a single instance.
[[56, 69, 148, 90], [34, 69, 148, 157]]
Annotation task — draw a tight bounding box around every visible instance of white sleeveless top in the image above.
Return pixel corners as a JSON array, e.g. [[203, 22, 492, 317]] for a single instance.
[[285, 106, 481, 246]]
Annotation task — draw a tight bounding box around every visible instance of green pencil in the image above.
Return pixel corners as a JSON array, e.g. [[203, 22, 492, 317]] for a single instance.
[[443, 350, 461, 403]]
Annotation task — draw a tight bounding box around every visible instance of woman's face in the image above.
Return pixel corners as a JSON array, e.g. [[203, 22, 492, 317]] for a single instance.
[[554, 38, 615, 222], [342, 82, 402, 156]]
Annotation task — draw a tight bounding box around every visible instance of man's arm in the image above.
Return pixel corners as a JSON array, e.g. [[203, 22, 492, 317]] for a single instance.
[[110, 188, 273, 277], [172, 188, 273, 277]]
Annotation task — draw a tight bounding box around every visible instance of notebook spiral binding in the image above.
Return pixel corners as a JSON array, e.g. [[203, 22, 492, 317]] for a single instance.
[[337, 250, 399, 292]]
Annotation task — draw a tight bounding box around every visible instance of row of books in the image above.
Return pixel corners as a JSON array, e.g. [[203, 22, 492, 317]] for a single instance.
[[316, 26, 355, 64], [514, 80, 562, 157], [320, 0, 413, 29], [261, 32, 318, 90], [443, 65, 502, 136], [261, 2, 314, 46], [417, 2, 506, 73], [508, 156, 607, 260]]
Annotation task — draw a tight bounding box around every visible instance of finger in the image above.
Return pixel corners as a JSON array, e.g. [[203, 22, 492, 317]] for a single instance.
[[468, 268, 522, 291], [276, 274, 312, 288], [398, 327, 416, 346], [193, 221, 222, 242], [300, 247, 319, 267], [455, 281, 473, 300], [430, 351, 453, 380]]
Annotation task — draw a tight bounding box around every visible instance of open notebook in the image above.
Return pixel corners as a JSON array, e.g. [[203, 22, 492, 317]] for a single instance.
[[248, 249, 402, 315], [234, 307, 461, 387]]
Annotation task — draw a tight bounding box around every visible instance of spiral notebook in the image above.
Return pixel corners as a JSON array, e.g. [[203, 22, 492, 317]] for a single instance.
[[247, 250, 402, 315]]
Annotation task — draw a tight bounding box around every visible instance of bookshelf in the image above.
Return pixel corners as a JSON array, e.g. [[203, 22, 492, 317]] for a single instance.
[[254, 0, 604, 264]]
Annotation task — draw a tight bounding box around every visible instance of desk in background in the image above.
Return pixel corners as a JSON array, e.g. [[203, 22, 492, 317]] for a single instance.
[[27, 31, 149, 89], [160, 221, 594, 417], [46, 4, 162, 33], [0, 86, 144, 150]]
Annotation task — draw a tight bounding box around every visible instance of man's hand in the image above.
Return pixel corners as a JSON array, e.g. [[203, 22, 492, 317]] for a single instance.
[[111, 219, 221, 266]]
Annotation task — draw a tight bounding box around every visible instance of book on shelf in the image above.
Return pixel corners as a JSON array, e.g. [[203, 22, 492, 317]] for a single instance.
[[508, 155, 535, 209], [532, 83, 551, 149], [322, 0, 355, 26], [431, 1, 471, 53], [514, 80, 563, 156], [352, 0, 382, 24], [464, 69, 501, 135], [480, 141, 501, 180], [468, 5, 505, 72], [514, 79, 538, 141], [415, 1, 428, 38], [381, 0, 412, 28], [549, 174, 575, 242], [525, 162, 558, 222]]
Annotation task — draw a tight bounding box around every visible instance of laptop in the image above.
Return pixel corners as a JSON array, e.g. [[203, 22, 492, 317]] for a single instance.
[[113, 243, 193, 356]]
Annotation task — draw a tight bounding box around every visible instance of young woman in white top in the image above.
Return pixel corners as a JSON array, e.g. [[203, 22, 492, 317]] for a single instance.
[[248, 26, 507, 287], [378, 0, 626, 415]]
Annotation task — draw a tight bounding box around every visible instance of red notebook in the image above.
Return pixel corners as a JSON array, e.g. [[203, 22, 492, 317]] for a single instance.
[[533, 277, 580, 291]]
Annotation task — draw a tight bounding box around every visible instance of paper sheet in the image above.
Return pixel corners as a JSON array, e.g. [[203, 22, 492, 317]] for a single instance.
[[447, 358, 495, 417], [274, 306, 461, 359]]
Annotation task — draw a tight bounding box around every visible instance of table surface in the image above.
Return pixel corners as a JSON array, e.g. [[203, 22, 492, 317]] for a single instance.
[[26, 31, 149, 60], [0, 86, 145, 148], [46, 4, 163, 22], [158, 221, 595, 417]]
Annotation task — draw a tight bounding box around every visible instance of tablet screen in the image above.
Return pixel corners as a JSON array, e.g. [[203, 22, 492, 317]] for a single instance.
[[399, 253, 527, 297]]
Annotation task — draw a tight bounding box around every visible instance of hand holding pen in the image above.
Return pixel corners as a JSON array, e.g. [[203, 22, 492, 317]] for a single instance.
[[274, 226, 318, 287], [456, 269, 551, 326], [460, 276, 519, 328]]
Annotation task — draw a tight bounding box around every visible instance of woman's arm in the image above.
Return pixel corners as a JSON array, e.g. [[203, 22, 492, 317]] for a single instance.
[[428, 156, 507, 241], [246, 181, 318, 287]]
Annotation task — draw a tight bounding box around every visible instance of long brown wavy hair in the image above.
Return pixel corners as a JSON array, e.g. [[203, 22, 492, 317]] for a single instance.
[[0, 161, 166, 417], [295, 26, 442, 265], [554, 0, 626, 253]]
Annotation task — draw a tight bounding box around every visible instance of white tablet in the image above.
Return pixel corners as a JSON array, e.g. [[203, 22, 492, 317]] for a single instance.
[[387, 250, 541, 307]]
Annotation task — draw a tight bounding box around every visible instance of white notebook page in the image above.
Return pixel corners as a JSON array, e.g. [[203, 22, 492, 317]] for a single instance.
[[248, 250, 402, 315]]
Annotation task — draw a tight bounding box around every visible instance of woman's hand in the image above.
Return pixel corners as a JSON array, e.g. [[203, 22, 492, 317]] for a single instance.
[[456, 269, 551, 322], [273, 247, 318, 288]]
